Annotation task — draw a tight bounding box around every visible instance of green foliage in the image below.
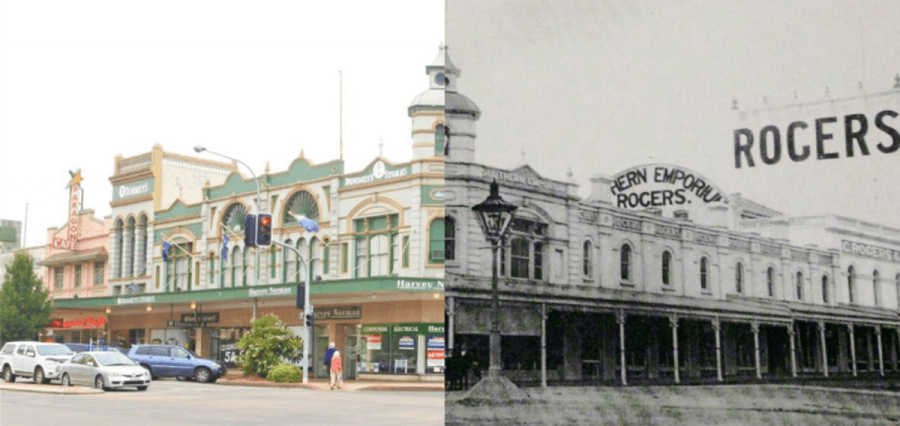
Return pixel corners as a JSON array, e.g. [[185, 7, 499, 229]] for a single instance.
[[266, 363, 302, 383], [235, 314, 302, 377], [0, 253, 52, 344]]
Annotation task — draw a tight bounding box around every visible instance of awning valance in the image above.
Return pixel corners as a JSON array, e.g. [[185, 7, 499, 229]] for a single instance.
[[40, 248, 108, 267]]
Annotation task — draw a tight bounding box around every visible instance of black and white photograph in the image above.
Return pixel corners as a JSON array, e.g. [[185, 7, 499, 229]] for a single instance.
[[444, 1, 900, 424]]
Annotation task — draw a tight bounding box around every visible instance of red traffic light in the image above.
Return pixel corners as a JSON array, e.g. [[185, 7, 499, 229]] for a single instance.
[[260, 216, 271, 227]]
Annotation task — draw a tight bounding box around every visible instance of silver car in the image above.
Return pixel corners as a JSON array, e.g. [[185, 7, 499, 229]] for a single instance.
[[60, 351, 151, 391]]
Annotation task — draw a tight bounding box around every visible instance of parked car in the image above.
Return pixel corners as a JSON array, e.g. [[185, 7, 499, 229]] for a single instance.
[[64, 343, 129, 355], [0, 341, 75, 384], [128, 344, 224, 383], [60, 351, 150, 391]]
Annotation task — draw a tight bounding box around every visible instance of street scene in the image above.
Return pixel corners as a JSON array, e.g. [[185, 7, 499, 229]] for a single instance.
[[2, 378, 443, 426]]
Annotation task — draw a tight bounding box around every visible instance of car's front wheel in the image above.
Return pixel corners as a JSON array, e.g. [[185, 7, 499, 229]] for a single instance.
[[94, 375, 105, 390], [3, 365, 16, 383], [34, 367, 49, 384], [194, 367, 211, 383], [61, 373, 71, 387]]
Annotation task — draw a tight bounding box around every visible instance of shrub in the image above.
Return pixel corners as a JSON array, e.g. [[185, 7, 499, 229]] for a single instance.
[[266, 363, 302, 383], [236, 314, 302, 377]]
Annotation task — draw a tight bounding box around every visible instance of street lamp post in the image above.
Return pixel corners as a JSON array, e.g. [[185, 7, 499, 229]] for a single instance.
[[466, 180, 526, 401], [273, 240, 313, 385]]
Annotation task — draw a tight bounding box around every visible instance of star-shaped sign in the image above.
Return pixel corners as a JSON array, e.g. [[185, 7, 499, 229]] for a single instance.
[[68, 169, 83, 188]]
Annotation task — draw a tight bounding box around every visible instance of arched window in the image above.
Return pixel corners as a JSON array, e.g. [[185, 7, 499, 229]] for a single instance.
[[137, 214, 148, 276], [583, 240, 593, 277], [230, 246, 240, 288], [445, 217, 456, 261], [222, 203, 248, 234], [126, 216, 136, 277], [620, 244, 632, 281], [767, 267, 775, 297], [428, 218, 445, 264], [873, 270, 880, 306], [661, 250, 672, 286], [822, 275, 829, 304], [283, 190, 319, 226], [435, 124, 446, 156], [796, 271, 804, 301], [283, 239, 294, 283], [700, 257, 709, 290], [511, 237, 531, 279], [735, 262, 744, 293], [113, 219, 124, 278], [442, 125, 450, 156], [310, 237, 324, 279], [848, 266, 856, 304]]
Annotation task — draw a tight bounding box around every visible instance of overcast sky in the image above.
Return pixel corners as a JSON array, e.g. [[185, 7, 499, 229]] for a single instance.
[[447, 0, 900, 228], [1, 0, 442, 247]]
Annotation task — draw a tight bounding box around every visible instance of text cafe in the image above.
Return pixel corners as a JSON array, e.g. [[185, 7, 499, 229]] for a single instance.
[[355, 323, 445, 377], [43, 315, 109, 344]]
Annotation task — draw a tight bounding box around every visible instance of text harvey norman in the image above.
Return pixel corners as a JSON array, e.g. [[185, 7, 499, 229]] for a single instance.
[[397, 280, 444, 290]]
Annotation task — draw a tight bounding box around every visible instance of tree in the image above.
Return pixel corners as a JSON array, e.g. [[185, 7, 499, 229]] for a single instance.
[[235, 314, 302, 377], [0, 252, 52, 344]]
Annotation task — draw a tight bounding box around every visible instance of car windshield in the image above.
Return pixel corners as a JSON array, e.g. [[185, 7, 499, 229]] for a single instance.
[[36, 344, 74, 356], [94, 352, 136, 366]]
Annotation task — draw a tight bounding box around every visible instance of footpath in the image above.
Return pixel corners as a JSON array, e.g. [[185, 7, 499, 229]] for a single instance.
[[217, 369, 444, 392], [0, 381, 103, 395]]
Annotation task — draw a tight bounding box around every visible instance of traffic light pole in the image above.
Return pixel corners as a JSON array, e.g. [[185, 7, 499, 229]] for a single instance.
[[272, 240, 312, 384]]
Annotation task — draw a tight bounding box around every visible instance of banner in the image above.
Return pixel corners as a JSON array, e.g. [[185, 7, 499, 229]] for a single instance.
[[366, 334, 382, 350]]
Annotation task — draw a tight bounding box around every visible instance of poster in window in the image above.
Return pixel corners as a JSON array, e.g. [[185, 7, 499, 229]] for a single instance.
[[426, 334, 445, 368], [398, 335, 415, 350], [366, 334, 382, 350]]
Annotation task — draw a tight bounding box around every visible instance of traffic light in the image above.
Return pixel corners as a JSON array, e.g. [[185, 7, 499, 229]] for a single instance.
[[305, 313, 314, 327], [295, 284, 305, 309], [243, 214, 257, 247], [256, 214, 272, 246]]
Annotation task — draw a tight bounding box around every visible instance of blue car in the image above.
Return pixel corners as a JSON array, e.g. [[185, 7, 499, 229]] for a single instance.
[[64, 343, 128, 355], [127, 344, 224, 383]]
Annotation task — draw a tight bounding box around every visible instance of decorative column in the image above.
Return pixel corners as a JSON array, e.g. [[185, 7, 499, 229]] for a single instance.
[[540, 303, 547, 388], [787, 323, 797, 377], [751, 321, 761, 379], [848, 323, 857, 377], [670, 315, 680, 384], [712, 317, 723, 382], [617, 309, 627, 386], [819, 321, 829, 377], [447, 297, 455, 356], [876, 326, 884, 377]]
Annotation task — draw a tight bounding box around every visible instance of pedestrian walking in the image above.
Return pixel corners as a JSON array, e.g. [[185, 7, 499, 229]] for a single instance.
[[330, 350, 344, 390], [324, 341, 336, 375]]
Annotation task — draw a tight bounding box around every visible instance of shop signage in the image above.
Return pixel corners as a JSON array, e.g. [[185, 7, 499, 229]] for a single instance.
[[366, 334, 383, 350], [48, 316, 106, 329], [396, 279, 444, 291], [113, 178, 153, 201], [361, 323, 444, 335], [342, 161, 409, 186], [841, 240, 900, 263], [167, 320, 208, 328], [398, 336, 416, 351], [314, 306, 361, 321], [116, 295, 155, 305], [609, 164, 726, 209], [248, 287, 292, 298], [426, 335, 445, 368], [181, 312, 220, 323], [52, 170, 85, 250]]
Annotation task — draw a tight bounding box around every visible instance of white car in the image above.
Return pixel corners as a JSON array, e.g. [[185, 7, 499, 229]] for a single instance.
[[60, 351, 151, 391], [0, 341, 74, 384]]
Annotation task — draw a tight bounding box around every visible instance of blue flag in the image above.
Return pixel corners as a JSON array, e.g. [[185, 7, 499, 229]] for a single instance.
[[298, 215, 319, 233], [162, 241, 171, 262], [222, 233, 229, 261]]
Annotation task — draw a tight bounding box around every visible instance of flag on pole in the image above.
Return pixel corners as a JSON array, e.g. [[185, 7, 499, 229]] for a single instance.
[[162, 241, 172, 262], [289, 212, 319, 232], [222, 233, 230, 261]]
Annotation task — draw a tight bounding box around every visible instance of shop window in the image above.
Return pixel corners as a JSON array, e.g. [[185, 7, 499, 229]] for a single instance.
[[582, 240, 593, 278], [661, 250, 671, 286], [428, 218, 445, 263], [767, 267, 775, 297], [796, 271, 804, 301], [700, 257, 709, 290], [370, 235, 390, 276], [510, 237, 530, 279], [355, 237, 368, 278], [873, 269, 881, 306], [822, 275, 829, 303], [620, 244, 632, 281], [445, 217, 455, 261], [848, 266, 856, 304], [94, 262, 104, 286], [352, 214, 400, 277], [735, 262, 744, 294], [54, 267, 64, 290], [534, 243, 545, 281], [74, 264, 82, 288]]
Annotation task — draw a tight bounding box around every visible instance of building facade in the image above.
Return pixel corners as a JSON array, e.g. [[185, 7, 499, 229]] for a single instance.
[[52, 50, 450, 379], [445, 55, 900, 387]]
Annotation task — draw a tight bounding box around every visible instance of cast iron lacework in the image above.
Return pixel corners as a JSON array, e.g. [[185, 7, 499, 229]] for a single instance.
[[223, 203, 248, 234], [283, 191, 319, 224]]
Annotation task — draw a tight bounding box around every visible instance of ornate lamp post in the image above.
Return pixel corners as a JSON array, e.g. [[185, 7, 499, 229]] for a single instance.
[[467, 180, 525, 400]]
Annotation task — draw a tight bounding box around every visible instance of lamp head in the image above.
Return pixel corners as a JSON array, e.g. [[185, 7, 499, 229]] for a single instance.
[[193, 146, 206, 153]]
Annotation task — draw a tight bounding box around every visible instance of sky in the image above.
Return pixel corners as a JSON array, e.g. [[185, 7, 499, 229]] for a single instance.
[[0, 0, 443, 247], [447, 0, 900, 228]]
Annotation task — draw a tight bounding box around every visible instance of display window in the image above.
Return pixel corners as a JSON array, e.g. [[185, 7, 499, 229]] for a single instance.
[[358, 323, 444, 375]]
